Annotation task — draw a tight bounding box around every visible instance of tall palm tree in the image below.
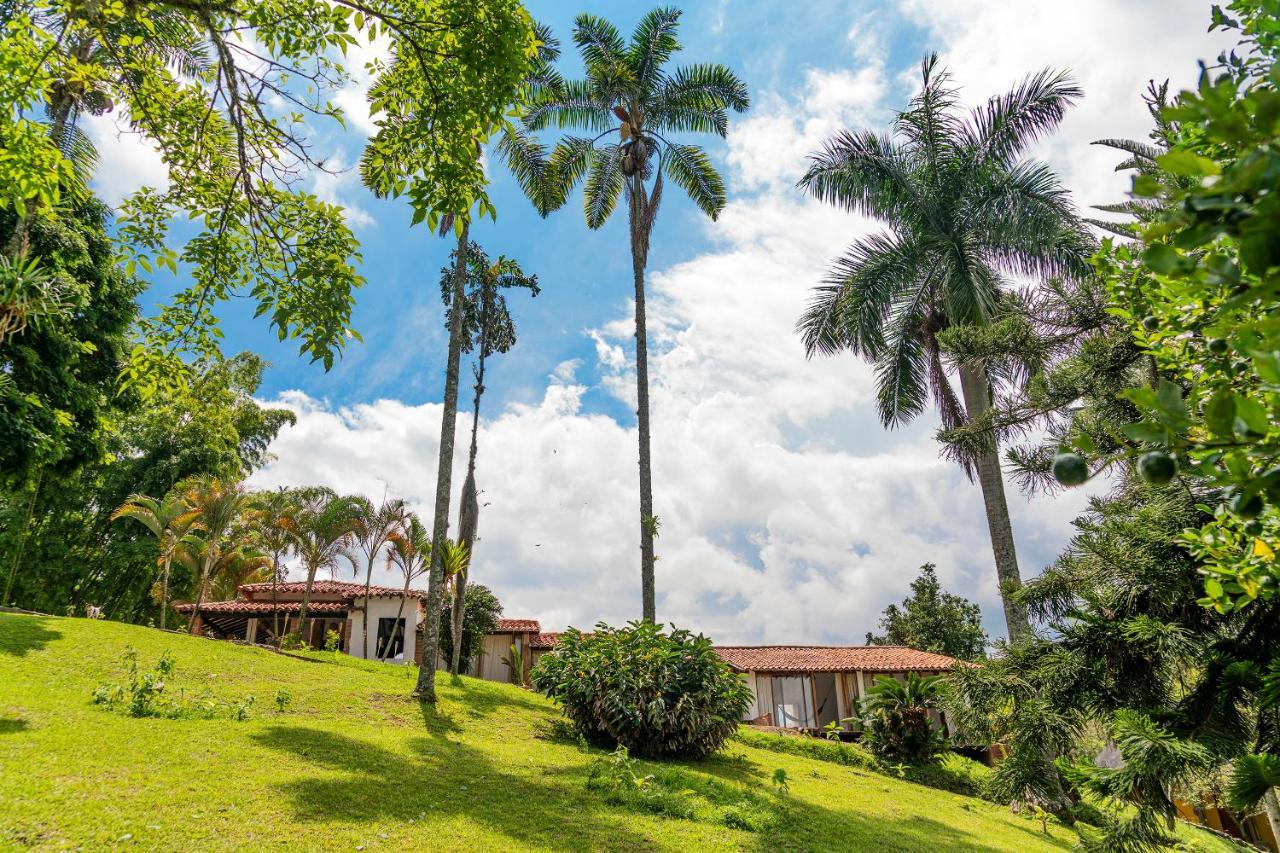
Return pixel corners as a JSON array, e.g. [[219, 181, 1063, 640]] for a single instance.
[[384, 514, 430, 662], [797, 55, 1091, 644], [291, 489, 360, 638], [110, 491, 200, 629], [350, 494, 408, 658], [248, 487, 300, 646], [178, 477, 252, 634], [526, 7, 748, 622], [447, 242, 538, 674]]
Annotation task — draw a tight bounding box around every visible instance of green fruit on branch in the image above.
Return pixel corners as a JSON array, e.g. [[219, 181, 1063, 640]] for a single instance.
[[1052, 453, 1089, 487], [1230, 491, 1265, 520], [1137, 451, 1177, 485]]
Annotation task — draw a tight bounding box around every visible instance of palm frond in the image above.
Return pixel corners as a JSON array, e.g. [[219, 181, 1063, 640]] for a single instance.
[[495, 123, 553, 215], [897, 53, 963, 170], [964, 68, 1081, 167], [523, 78, 612, 133], [660, 142, 725, 219], [543, 136, 596, 211], [799, 130, 921, 224], [876, 306, 931, 428], [1093, 137, 1163, 163], [648, 63, 748, 136], [573, 13, 627, 72], [583, 145, 624, 229], [627, 6, 682, 89]]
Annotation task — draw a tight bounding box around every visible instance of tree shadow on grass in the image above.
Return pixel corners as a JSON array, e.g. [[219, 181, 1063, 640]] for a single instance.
[[0, 717, 29, 735], [0, 614, 61, 656], [440, 678, 553, 720], [251, 724, 660, 850]]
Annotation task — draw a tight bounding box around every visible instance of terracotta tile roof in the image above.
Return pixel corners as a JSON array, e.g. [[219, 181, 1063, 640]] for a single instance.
[[494, 618, 541, 633], [173, 601, 349, 615], [530, 632, 561, 650], [714, 645, 966, 673], [238, 580, 426, 599]]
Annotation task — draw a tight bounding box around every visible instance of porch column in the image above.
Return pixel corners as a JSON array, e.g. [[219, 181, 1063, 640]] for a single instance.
[[245, 618, 258, 643], [342, 616, 352, 655], [835, 673, 851, 727]]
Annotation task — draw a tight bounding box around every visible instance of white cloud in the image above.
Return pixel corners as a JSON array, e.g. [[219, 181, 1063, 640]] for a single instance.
[[311, 150, 375, 228], [251, 1, 1222, 644], [83, 112, 169, 205]]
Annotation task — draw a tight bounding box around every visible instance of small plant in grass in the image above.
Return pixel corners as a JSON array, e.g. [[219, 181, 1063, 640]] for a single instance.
[[92, 648, 256, 721], [274, 689, 291, 712], [587, 746, 654, 797], [231, 696, 255, 722], [280, 632, 308, 651], [531, 621, 751, 759], [323, 630, 341, 652], [771, 768, 790, 794]]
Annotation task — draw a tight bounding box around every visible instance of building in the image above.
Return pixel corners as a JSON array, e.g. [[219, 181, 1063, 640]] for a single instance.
[[175, 580, 426, 662], [714, 645, 965, 733]]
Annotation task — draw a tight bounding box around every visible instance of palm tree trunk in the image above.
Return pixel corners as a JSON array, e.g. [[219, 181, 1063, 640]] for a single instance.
[[957, 364, 1030, 644], [159, 553, 172, 630], [189, 560, 212, 635], [362, 555, 375, 659], [298, 563, 317, 628], [451, 291, 489, 675], [381, 565, 414, 662], [270, 552, 281, 648], [414, 220, 470, 701], [1263, 788, 1280, 847], [628, 174, 657, 623]]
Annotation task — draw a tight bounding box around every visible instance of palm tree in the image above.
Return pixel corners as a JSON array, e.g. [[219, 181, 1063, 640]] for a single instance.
[[291, 489, 360, 640], [384, 514, 430, 662], [178, 477, 252, 634], [526, 7, 748, 622], [110, 491, 200, 629], [350, 494, 408, 658], [447, 242, 538, 674], [796, 55, 1091, 644], [248, 487, 300, 646], [200, 544, 273, 602]]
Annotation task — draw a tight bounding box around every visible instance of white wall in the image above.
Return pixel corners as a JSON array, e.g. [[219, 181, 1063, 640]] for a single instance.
[[348, 597, 419, 662]]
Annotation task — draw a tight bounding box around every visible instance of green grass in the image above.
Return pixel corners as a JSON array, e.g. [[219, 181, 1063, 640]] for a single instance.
[[0, 614, 1245, 851]]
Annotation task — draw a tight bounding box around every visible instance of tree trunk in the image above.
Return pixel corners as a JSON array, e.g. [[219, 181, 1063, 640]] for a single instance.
[[451, 287, 489, 675], [159, 553, 172, 630], [2, 471, 41, 607], [414, 220, 470, 701], [271, 552, 281, 648], [1263, 788, 1280, 848], [298, 563, 317, 629], [188, 560, 212, 635], [381, 564, 414, 662], [957, 363, 1030, 644], [362, 554, 375, 659], [628, 174, 657, 623]]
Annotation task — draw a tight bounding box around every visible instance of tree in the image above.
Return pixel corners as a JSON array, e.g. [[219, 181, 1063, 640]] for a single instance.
[[358, 8, 541, 703], [349, 495, 407, 658], [291, 489, 360, 633], [527, 7, 748, 622], [866, 563, 988, 661], [248, 487, 301, 646], [439, 584, 503, 675], [796, 55, 1091, 644], [176, 476, 251, 634], [385, 513, 430, 662], [1, 0, 540, 394], [446, 242, 538, 674], [109, 492, 199, 630]]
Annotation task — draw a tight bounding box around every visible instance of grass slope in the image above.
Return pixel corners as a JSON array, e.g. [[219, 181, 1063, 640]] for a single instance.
[[0, 614, 1242, 851]]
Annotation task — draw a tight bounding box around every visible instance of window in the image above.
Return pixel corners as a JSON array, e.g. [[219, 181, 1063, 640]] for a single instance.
[[376, 617, 405, 659], [769, 676, 815, 728]]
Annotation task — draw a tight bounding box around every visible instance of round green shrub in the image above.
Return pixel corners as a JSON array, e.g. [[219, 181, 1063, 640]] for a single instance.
[[530, 621, 751, 759]]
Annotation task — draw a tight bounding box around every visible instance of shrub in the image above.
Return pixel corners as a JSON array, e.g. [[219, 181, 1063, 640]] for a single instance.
[[861, 673, 948, 763], [531, 621, 751, 759]]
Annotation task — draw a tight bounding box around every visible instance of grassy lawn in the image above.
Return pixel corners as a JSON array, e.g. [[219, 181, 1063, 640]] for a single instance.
[[0, 614, 1244, 851]]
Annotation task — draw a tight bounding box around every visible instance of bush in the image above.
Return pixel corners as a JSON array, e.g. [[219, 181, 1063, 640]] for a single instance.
[[531, 621, 751, 759], [861, 673, 948, 763]]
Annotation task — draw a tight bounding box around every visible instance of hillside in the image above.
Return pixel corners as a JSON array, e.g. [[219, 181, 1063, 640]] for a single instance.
[[0, 614, 1242, 851]]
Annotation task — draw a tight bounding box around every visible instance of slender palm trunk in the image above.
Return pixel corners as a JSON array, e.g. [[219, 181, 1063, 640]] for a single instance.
[[189, 560, 212, 635], [2, 471, 41, 607], [298, 563, 317, 629], [628, 174, 657, 623], [271, 552, 281, 647], [1263, 788, 1280, 848], [451, 291, 489, 675], [382, 563, 413, 662], [159, 552, 172, 630], [414, 220, 470, 701], [362, 555, 375, 659], [957, 364, 1030, 644]]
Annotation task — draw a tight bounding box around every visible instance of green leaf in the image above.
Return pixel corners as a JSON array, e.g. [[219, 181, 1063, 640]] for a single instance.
[[1234, 396, 1270, 437], [1156, 150, 1221, 177], [1143, 244, 1179, 275], [1204, 389, 1237, 439], [1122, 422, 1169, 446]]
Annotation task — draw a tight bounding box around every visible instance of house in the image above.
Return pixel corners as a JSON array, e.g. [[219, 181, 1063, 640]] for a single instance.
[[175, 580, 426, 662], [713, 645, 964, 733], [416, 618, 549, 683]]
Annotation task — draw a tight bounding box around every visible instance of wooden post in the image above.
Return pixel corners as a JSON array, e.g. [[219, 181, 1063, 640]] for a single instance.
[[341, 617, 352, 655], [245, 618, 258, 643]]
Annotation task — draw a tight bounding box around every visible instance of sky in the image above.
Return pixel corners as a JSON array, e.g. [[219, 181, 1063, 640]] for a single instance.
[[88, 0, 1233, 644]]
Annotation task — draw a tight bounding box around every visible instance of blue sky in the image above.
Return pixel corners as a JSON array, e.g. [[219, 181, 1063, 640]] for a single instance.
[[93, 0, 1232, 643]]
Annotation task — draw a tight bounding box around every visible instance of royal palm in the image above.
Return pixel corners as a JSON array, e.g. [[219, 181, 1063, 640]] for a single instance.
[[528, 7, 748, 621], [797, 56, 1090, 643]]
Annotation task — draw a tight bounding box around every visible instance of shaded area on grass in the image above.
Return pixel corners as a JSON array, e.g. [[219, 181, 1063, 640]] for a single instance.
[[251, 723, 660, 850], [0, 717, 29, 735], [0, 615, 60, 657]]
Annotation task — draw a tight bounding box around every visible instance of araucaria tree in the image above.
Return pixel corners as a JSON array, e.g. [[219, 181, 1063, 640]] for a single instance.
[[528, 7, 748, 622], [797, 55, 1091, 643], [446, 242, 538, 674]]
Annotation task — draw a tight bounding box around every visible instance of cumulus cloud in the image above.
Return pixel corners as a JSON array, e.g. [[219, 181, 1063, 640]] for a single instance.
[[251, 1, 1224, 644]]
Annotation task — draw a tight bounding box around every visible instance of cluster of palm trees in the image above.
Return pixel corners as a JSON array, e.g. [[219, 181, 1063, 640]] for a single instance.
[[113, 478, 470, 663]]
